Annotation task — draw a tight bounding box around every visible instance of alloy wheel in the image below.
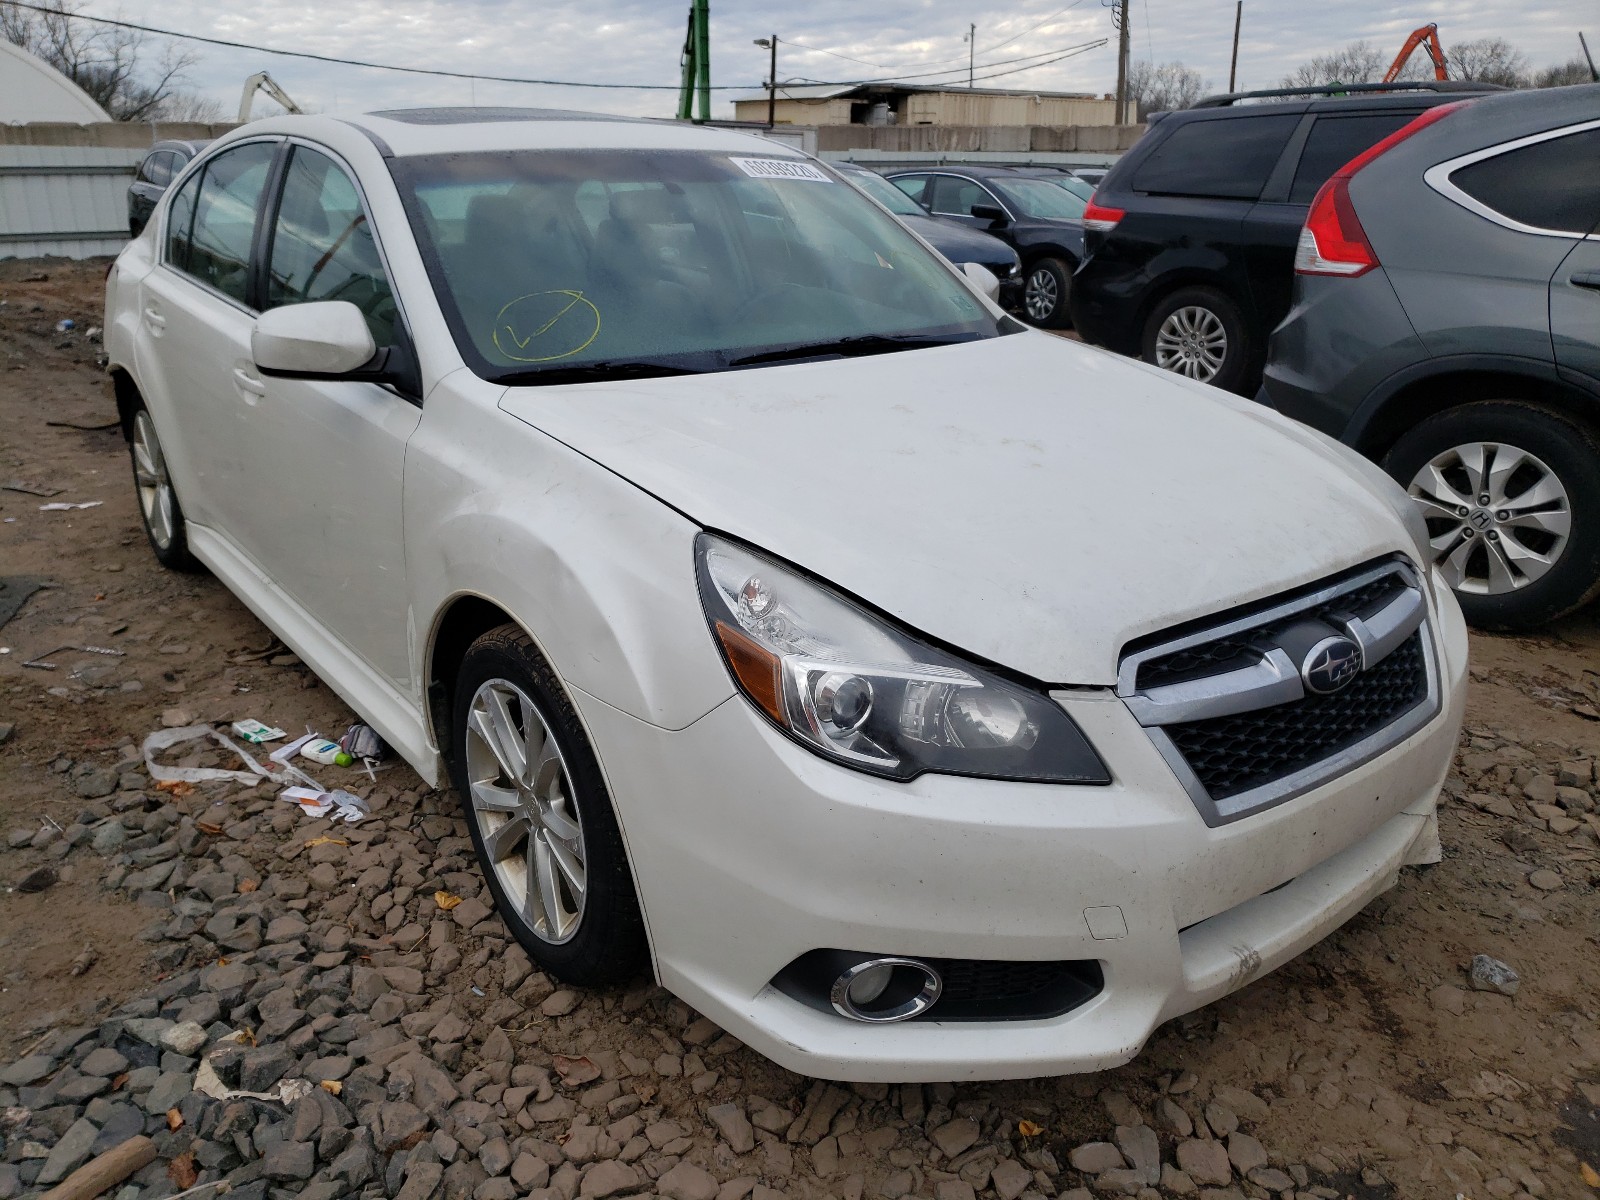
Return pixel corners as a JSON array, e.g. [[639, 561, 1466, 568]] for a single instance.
[[464, 678, 588, 943], [1153, 306, 1227, 382], [132, 411, 176, 551], [1406, 441, 1572, 595], [1024, 267, 1058, 322]]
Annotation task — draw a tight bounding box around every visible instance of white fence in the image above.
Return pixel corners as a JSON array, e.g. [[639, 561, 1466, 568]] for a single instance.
[[0, 145, 142, 259]]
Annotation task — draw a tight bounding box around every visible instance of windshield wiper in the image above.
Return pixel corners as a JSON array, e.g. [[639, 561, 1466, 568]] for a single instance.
[[726, 333, 977, 368], [490, 360, 708, 386]]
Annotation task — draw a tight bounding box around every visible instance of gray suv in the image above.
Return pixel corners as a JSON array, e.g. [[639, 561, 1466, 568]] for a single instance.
[[1261, 84, 1600, 629]]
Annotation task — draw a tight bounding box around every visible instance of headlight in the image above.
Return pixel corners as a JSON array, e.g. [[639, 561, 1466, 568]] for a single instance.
[[695, 534, 1110, 785]]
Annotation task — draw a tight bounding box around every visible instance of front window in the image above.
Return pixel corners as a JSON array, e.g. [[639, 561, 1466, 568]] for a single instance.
[[841, 169, 925, 218], [994, 177, 1089, 220], [392, 150, 1011, 383]]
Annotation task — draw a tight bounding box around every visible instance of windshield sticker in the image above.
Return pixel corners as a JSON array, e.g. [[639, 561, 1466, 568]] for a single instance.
[[730, 157, 832, 183], [492, 290, 602, 363]]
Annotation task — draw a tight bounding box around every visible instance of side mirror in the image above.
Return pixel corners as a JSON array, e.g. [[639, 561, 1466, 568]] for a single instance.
[[970, 203, 1007, 225], [960, 261, 1000, 301], [253, 301, 377, 377]]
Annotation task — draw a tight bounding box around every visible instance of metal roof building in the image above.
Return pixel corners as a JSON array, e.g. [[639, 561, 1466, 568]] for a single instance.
[[1, 40, 110, 123], [732, 83, 1117, 128]]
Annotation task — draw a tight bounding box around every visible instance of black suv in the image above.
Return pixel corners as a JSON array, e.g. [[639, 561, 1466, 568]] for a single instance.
[[1069, 82, 1498, 393], [128, 139, 208, 237], [886, 165, 1088, 328]]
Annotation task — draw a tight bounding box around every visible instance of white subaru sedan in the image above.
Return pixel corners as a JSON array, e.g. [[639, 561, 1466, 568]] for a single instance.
[[105, 109, 1467, 1081]]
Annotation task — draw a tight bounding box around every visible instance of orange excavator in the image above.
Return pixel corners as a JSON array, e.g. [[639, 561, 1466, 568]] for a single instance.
[[1384, 23, 1449, 83]]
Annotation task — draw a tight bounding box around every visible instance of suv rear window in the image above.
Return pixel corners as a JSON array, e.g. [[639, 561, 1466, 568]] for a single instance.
[[1451, 126, 1600, 235], [1289, 113, 1415, 204], [1130, 114, 1299, 201]]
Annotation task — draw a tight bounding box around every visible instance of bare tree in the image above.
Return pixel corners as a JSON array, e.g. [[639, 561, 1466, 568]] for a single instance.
[[1281, 40, 1389, 88], [1, 0, 215, 121], [1446, 37, 1530, 87], [1534, 59, 1596, 88], [1127, 60, 1209, 117]]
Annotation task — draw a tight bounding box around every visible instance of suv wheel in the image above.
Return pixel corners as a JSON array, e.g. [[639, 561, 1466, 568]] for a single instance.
[[1384, 401, 1600, 628], [1022, 257, 1072, 329], [1142, 287, 1249, 392], [451, 623, 647, 985], [129, 406, 198, 571]]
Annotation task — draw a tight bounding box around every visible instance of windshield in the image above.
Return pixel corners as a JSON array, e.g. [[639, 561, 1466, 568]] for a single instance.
[[392, 149, 1007, 383], [995, 177, 1088, 220], [1057, 175, 1096, 201], [840, 167, 925, 217]]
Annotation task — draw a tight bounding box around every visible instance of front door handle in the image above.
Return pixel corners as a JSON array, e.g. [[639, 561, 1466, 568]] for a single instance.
[[1571, 271, 1600, 291], [232, 367, 267, 399], [142, 306, 166, 333]]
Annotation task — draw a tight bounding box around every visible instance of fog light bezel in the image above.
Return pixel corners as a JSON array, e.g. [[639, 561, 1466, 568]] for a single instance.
[[828, 957, 943, 1023]]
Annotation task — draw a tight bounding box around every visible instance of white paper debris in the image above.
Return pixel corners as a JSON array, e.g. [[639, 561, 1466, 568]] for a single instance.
[[143, 725, 272, 788]]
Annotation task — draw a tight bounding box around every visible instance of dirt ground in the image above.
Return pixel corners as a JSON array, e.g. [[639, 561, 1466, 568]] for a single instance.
[[2, 257, 1598, 1200]]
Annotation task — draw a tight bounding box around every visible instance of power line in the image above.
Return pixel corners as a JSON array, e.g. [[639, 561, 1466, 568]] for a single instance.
[[778, 37, 894, 70], [0, 0, 745, 90], [795, 40, 1110, 88], [977, 2, 1089, 56]]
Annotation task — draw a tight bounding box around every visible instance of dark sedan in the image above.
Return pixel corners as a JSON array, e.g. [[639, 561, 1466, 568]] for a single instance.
[[834, 163, 1021, 308], [887, 165, 1088, 328], [128, 139, 208, 237]]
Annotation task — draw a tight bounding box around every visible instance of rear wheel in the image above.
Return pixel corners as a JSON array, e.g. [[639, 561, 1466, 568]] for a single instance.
[[1141, 286, 1250, 393], [1384, 401, 1600, 628], [450, 624, 646, 985], [1022, 257, 1073, 329], [129, 406, 198, 571]]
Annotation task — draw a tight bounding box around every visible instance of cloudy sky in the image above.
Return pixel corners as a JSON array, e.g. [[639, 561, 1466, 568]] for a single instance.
[[78, 0, 1588, 120]]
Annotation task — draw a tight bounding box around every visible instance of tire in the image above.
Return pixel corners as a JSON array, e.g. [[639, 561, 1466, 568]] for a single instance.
[[128, 404, 199, 571], [1021, 257, 1073, 329], [1141, 286, 1250, 393], [450, 624, 647, 985], [1382, 401, 1600, 629]]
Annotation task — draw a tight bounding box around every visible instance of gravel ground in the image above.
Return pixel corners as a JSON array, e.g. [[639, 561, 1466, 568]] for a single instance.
[[2, 258, 1599, 1200]]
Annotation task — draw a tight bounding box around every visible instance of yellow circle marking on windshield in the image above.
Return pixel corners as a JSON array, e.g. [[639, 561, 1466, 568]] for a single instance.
[[492, 290, 601, 363]]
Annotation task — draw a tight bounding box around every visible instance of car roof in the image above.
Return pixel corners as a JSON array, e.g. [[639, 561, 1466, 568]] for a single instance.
[[146, 139, 208, 156], [883, 164, 1042, 180], [245, 108, 804, 159]]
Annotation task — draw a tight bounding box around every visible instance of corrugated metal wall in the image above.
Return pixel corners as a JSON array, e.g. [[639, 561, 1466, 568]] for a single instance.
[[0, 145, 142, 259], [903, 93, 1117, 127]]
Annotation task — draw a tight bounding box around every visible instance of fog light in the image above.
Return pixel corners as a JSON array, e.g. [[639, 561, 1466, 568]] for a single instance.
[[829, 958, 942, 1023]]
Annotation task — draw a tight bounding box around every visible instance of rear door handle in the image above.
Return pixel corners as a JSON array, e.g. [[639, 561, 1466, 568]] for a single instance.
[[142, 306, 165, 333], [1571, 271, 1600, 291], [232, 367, 267, 399]]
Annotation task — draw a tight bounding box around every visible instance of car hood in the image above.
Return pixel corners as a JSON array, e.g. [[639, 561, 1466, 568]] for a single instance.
[[903, 215, 1016, 266], [499, 334, 1420, 685]]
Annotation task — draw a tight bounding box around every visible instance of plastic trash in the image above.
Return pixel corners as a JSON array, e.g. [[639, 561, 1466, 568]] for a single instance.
[[143, 725, 272, 788], [54, 318, 74, 332], [39, 500, 102, 511], [301, 737, 353, 767], [279, 786, 369, 823], [232, 719, 286, 744]]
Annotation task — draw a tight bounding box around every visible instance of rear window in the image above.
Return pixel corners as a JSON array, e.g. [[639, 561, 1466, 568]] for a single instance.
[[1289, 113, 1416, 204], [1451, 126, 1600, 235], [1130, 114, 1299, 201]]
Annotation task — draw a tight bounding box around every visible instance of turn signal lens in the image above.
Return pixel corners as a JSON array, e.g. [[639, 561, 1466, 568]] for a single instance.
[[1081, 197, 1125, 233]]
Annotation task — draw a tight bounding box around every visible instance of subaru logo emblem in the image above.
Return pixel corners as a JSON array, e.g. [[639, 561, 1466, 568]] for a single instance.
[[1302, 636, 1362, 694]]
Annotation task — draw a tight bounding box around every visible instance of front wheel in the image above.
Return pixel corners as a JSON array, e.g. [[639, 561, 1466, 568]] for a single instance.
[[451, 624, 646, 985], [1383, 401, 1600, 629], [1141, 286, 1250, 393], [129, 406, 198, 571], [1021, 257, 1073, 329]]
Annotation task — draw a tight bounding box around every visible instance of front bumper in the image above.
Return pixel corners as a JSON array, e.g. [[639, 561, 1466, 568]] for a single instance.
[[575, 587, 1467, 1082]]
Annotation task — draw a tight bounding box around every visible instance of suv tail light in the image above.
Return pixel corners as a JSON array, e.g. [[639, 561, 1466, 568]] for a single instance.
[[1295, 101, 1465, 278], [1082, 197, 1125, 233]]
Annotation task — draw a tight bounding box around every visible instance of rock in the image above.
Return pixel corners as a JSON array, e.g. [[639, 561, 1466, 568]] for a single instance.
[[397, 1162, 444, 1200], [263, 1140, 316, 1180], [73, 767, 120, 798], [1156, 1098, 1193, 1137], [1115, 1125, 1160, 1185], [931, 1117, 979, 1158], [160, 1020, 208, 1057], [1091, 1168, 1145, 1194], [1468, 954, 1520, 995], [1209, 1086, 1268, 1123], [1522, 775, 1558, 804], [1068, 1142, 1126, 1174], [16, 865, 56, 893], [1100, 1090, 1143, 1127], [512, 1153, 550, 1190], [935, 1182, 977, 1200], [1528, 868, 1562, 891], [80, 1047, 129, 1077], [142, 1070, 191, 1114], [1428, 984, 1467, 1015], [1204, 1103, 1237, 1137], [1227, 1133, 1267, 1176], [990, 1160, 1031, 1200], [240, 1042, 294, 1091], [708, 1101, 756, 1154], [1175, 1139, 1232, 1186], [452, 897, 491, 928], [479, 1136, 512, 1176], [35, 1117, 97, 1185], [90, 822, 127, 854], [541, 990, 580, 1017], [1247, 1166, 1296, 1193], [580, 1160, 642, 1198], [659, 1162, 720, 1200], [1160, 1165, 1197, 1196], [0, 1054, 55, 1086]]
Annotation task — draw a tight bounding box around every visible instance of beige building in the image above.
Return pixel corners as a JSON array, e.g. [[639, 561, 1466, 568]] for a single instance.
[[732, 83, 1117, 128]]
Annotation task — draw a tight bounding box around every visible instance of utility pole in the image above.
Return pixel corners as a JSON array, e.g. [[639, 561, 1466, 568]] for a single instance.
[[1228, 2, 1242, 92], [675, 0, 711, 122], [1582, 32, 1598, 82], [1113, 1, 1130, 123], [754, 35, 777, 126], [969, 23, 976, 88]]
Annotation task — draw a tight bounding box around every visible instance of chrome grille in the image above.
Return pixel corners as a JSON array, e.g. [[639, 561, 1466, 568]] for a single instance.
[[1118, 560, 1439, 825]]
